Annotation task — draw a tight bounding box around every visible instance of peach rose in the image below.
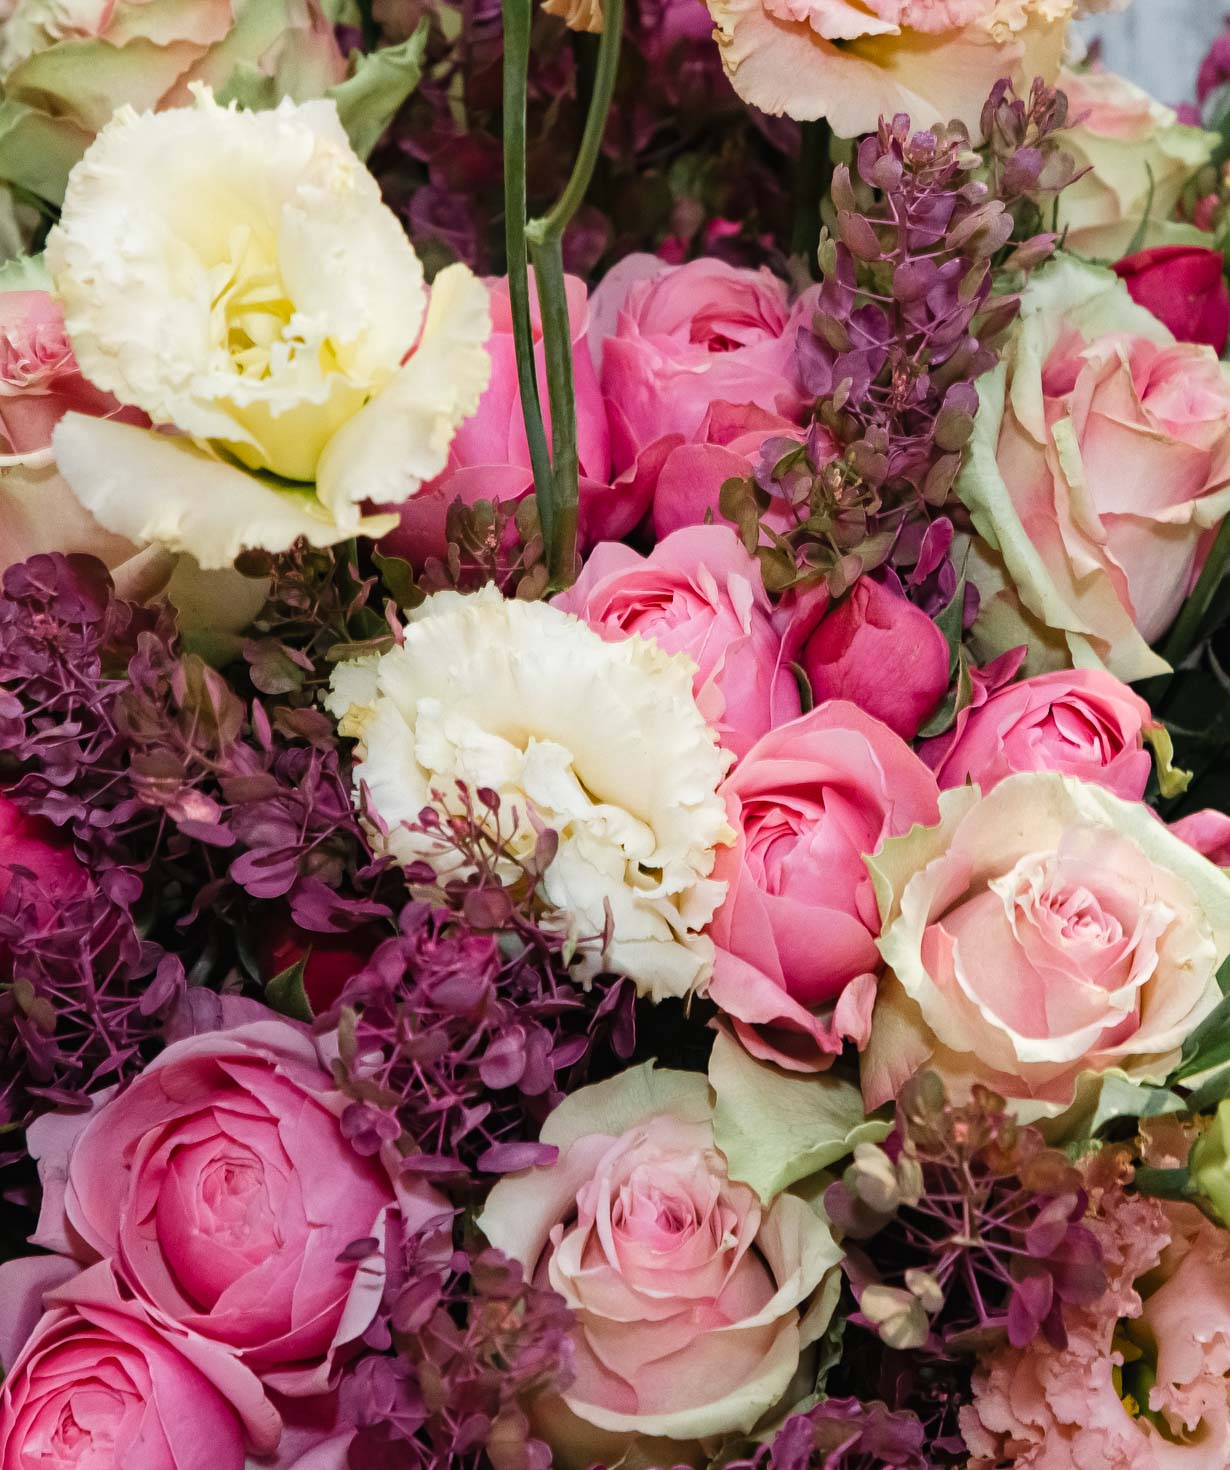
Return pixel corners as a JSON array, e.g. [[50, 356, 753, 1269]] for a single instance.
[[702, 0, 1074, 138], [478, 1065, 841, 1470], [959, 258, 1230, 682], [861, 773, 1230, 1120]]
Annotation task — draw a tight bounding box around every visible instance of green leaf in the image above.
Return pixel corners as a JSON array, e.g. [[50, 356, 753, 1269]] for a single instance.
[[709, 1030, 889, 1203], [326, 25, 428, 160], [934, 577, 966, 682], [915, 644, 973, 739], [1174, 958, 1230, 1082], [1143, 723, 1192, 801], [1087, 1074, 1186, 1137], [373, 549, 423, 610], [265, 956, 314, 1023]]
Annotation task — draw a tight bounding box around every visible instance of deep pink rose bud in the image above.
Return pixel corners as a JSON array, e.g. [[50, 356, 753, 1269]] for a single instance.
[[1113, 246, 1230, 355], [784, 577, 950, 741]]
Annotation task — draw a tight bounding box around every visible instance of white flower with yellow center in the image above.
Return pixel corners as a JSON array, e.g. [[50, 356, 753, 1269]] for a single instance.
[[46, 87, 491, 569], [326, 587, 736, 1000]]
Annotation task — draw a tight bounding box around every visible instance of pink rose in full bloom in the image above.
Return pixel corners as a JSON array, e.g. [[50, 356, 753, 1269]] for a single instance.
[[708, 701, 941, 1072], [0, 1259, 282, 1470], [963, 1192, 1230, 1470], [922, 667, 1156, 802], [1172, 809, 1230, 869], [782, 578, 951, 740], [594, 254, 817, 479], [478, 1065, 842, 1470], [862, 774, 1230, 1118], [553, 525, 800, 759], [1114, 246, 1230, 356], [26, 1020, 448, 1395], [381, 273, 645, 565], [961, 260, 1230, 682]]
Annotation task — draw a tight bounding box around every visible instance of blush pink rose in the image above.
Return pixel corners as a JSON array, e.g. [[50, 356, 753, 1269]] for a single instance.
[[478, 1066, 841, 1470], [1172, 809, 1230, 869], [922, 667, 1156, 802], [380, 273, 646, 565], [0, 1259, 282, 1470], [708, 701, 942, 1072], [594, 254, 817, 478], [553, 524, 800, 759], [27, 1020, 447, 1396], [781, 577, 950, 740]]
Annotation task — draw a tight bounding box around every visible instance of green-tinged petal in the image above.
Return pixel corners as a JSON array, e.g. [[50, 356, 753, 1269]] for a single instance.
[[326, 25, 428, 159]]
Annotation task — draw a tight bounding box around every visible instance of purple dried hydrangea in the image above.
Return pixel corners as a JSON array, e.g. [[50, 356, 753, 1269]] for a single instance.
[[724, 1398, 934, 1470]]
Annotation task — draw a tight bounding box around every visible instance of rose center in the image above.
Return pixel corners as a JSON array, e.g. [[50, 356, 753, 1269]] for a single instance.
[[46, 1387, 128, 1470], [198, 1152, 279, 1252]]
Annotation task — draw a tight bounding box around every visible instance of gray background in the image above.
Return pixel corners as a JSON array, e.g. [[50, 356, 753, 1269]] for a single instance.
[[1077, 1, 1225, 106]]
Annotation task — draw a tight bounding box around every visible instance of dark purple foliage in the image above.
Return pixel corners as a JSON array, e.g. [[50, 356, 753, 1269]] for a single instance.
[[725, 1398, 934, 1470]]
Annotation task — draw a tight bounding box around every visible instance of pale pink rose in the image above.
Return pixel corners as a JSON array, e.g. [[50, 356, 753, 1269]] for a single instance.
[[922, 667, 1156, 801], [962, 260, 1230, 683], [26, 1020, 448, 1396], [862, 774, 1230, 1118], [381, 273, 647, 564], [702, 0, 1070, 138], [781, 577, 950, 740], [553, 525, 800, 759], [0, 1259, 282, 1470], [1172, 810, 1230, 868], [595, 255, 817, 478], [478, 1066, 841, 1469], [963, 1194, 1230, 1470], [708, 701, 941, 1072]]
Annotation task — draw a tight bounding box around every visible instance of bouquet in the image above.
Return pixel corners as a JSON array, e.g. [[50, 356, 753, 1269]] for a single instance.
[[3, 1, 1230, 1467]]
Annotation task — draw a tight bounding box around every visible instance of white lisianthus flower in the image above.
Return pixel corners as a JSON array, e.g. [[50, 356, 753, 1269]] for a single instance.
[[326, 587, 736, 1000], [45, 87, 491, 569]]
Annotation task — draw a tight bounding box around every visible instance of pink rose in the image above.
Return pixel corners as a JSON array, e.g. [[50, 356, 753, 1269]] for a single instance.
[[708, 701, 941, 1072], [478, 1065, 841, 1469], [594, 254, 816, 478], [0, 794, 86, 906], [0, 1259, 282, 1470], [782, 577, 951, 740], [1114, 246, 1230, 356], [552, 524, 800, 759], [921, 667, 1156, 802], [27, 1020, 447, 1395], [380, 273, 645, 565], [1172, 809, 1230, 868]]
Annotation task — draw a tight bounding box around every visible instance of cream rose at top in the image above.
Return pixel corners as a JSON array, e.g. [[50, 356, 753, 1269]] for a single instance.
[[704, 0, 1074, 138], [326, 587, 734, 1000], [478, 1065, 841, 1470], [46, 88, 490, 569], [861, 773, 1230, 1122]]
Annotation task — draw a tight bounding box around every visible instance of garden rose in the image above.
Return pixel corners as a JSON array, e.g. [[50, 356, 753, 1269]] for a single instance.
[[47, 88, 491, 568], [1172, 809, 1230, 868], [921, 667, 1155, 801], [25, 1020, 445, 1394], [782, 577, 950, 741], [1114, 245, 1230, 355], [959, 257, 1230, 682], [553, 525, 800, 759], [708, 701, 941, 1072], [0, 794, 86, 906], [326, 587, 733, 1000], [381, 272, 648, 566], [595, 255, 815, 478], [702, 0, 1074, 138], [1054, 68, 1215, 260], [0, 1259, 282, 1470], [861, 773, 1230, 1119], [478, 1064, 842, 1469], [0, 0, 346, 208], [963, 1192, 1230, 1470]]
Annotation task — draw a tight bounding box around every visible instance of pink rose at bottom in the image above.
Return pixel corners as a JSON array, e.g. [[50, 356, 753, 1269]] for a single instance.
[[963, 1192, 1230, 1470], [708, 701, 941, 1072], [25, 1019, 448, 1396], [552, 524, 800, 759], [477, 1064, 841, 1470], [0, 1259, 281, 1470]]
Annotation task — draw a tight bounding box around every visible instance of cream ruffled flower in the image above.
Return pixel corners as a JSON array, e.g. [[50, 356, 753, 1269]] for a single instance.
[[326, 587, 735, 1000], [46, 87, 491, 569]]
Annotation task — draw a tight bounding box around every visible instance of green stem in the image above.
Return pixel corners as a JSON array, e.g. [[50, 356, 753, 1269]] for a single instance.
[[501, 0, 554, 538], [791, 119, 831, 269], [1160, 515, 1230, 670], [528, 234, 579, 585]]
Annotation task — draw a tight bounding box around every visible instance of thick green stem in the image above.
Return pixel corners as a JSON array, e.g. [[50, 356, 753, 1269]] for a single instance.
[[791, 118, 831, 270], [1161, 515, 1230, 670], [501, 0, 554, 538], [529, 235, 579, 584]]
